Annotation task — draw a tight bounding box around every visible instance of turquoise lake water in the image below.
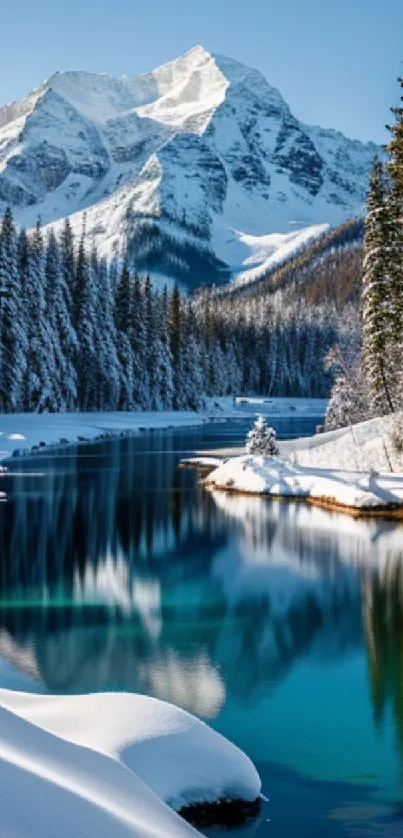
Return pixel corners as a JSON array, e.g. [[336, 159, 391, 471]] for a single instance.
[[0, 416, 403, 837]]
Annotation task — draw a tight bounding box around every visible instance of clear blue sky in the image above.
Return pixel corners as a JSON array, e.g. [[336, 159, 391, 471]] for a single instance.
[[1, 0, 402, 143]]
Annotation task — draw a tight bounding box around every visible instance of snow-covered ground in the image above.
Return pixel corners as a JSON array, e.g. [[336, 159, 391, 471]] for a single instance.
[[281, 412, 403, 473], [0, 398, 326, 464], [0, 690, 261, 838], [205, 455, 403, 514], [200, 413, 403, 513]]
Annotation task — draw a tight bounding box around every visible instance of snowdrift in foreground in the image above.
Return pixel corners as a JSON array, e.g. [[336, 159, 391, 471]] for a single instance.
[[205, 455, 403, 514], [0, 690, 261, 838]]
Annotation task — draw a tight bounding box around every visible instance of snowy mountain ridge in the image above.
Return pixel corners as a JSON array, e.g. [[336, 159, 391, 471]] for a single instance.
[[0, 46, 378, 289]]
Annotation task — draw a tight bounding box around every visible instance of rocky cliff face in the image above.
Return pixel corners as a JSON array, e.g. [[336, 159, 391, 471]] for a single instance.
[[0, 46, 378, 288]]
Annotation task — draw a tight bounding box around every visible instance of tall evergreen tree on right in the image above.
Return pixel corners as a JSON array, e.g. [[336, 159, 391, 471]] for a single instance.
[[386, 75, 403, 407], [361, 157, 395, 414], [360, 74, 403, 418]]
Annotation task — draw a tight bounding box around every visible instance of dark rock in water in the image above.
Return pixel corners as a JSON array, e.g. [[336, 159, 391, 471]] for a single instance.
[[179, 796, 261, 829], [12, 449, 21, 457], [77, 435, 87, 442], [59, 438, 69, 445], [38, 441, 47, 448]]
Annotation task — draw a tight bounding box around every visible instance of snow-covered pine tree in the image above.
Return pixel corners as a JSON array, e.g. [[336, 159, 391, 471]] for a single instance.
[[169, 284, 183, 409], [75, 231, 98, 410], [115, 261, 135, 410], [245, 415, 279, 456], [387, 76, 403, 204], [224, 337, 242, 398], [156, 286, 174, 410], [132, 274, 150, 408], [59, 218, 76, 317], [24, 221, 57, 411], [45, 229, 77, 410], [361, 157, 395, 414], [95, 256, 120, 410], [180, 302, 203, 410], [386, 77, 403, 407], [144, 275, 158, 408], [0, 208, 26, 411]]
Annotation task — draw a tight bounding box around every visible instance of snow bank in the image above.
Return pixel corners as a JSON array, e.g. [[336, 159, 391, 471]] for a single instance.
[[0, 399, 326, 464], [205, 455, 403, 513], [280, 412, 403, 473], [0, 690, 261, 838], [0, 410, 208, 463]]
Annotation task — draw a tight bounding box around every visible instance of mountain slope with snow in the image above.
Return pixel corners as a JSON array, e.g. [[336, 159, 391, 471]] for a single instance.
[[0, 46, 378, 288]]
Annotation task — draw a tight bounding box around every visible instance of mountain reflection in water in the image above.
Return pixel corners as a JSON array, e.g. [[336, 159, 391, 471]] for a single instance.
[[1, 424, 403, 815]]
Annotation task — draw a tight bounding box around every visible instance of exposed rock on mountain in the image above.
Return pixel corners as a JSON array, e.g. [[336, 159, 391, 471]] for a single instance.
[[0, 46, 378, 288]]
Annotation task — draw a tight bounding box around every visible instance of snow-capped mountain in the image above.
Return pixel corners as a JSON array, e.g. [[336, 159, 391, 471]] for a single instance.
[[0, 46, 378, 289]]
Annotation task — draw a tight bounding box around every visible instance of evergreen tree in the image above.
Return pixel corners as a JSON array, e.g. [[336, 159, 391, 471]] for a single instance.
[[0, 208, 26, 411], [115, 261, 135, 410], [157, 286, 174, 409], [45, 229, 77, 410], [246, 415, 279, 455], [144, 275, 157, 408], [75, 233, 98, 410], [59, 218, 76, 319], [169, 285, 182, 409], [386, 77, 403, 406], [95, 257, 120, 410], [180, 302, 203, 410], [361, 157, 395, 414], [24, 221, 56, 411], [387, 76, 403, 204], [132, 274, 149, 408]]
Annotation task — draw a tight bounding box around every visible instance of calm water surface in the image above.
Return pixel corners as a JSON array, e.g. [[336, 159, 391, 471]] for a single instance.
[[0, 415, 403, 838]]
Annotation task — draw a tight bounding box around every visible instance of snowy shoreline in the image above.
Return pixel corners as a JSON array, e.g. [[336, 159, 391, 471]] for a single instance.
[[0, 398, 326, 466], [183, 413, 403, 519], [203, 455, 403, 518]]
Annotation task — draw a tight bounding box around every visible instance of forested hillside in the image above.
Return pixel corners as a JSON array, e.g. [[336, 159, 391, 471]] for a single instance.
[[0, 202, 367, 414]]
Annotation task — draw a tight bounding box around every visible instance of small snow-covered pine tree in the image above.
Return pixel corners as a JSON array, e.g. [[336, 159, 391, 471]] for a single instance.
[[245, 415, 279, 456]]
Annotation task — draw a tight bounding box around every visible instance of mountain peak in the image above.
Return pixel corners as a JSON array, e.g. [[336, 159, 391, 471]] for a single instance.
[[0, 46, 378, 291], [182, 44, 214, 60]]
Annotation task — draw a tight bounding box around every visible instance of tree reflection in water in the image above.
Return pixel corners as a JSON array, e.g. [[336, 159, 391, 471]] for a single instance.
[[0, 432, 403, 753], [363, 557, 403, 766]]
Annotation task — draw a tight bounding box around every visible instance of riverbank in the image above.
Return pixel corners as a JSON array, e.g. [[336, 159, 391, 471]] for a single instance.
[[192, 413, 403, 472], [0, 398, 326, 465], [184, 413, 403, 519], [203, 455, 403, 519]]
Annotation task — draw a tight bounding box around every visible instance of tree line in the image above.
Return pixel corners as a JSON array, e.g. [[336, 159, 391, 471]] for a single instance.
[[0, 206, 345, 414]]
